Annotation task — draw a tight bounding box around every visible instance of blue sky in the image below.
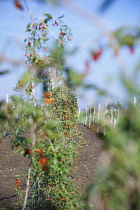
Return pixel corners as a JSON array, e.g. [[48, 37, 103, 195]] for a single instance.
[[0, 0, 140, 108]]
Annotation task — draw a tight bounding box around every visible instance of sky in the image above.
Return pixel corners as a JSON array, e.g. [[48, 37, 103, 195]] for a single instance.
[[0, 0, 140, 108]]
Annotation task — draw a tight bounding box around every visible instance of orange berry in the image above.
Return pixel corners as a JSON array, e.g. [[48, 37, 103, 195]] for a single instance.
[[59, 32, 63, 36], [16, 182, 20, 187], [47, 198, 52, 201], [16, 179, 20, 187], [59, 32, 66, 36], [44, 97, 54, 104], [59, 159, 64, 161], [39, 156, 47, 165], [38, 61, 43, 64], [49, 98, 54, 102], [45, 99, 51, 104], [43, 92, 51, 98], [34, 149, 41, 154]]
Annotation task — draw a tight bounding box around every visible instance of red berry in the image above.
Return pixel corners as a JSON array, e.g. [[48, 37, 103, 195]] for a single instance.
[[92, 48, 102, 61], [14, 0, 24, 10]]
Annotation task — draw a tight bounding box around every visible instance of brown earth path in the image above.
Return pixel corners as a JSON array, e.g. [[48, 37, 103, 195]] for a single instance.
[[0, 124, 103, 210]]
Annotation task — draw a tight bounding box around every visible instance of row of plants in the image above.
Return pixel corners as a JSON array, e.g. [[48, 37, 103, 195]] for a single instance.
[[0, 12, 85, 210]]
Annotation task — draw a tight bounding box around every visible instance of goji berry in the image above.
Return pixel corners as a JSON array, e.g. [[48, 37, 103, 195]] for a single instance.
[[43, 92, 51, 98], [14, 0, 24, 10], [92, 48, 102, 61], [39, 156, 47, 165], [42, 165, 48, 171], [34, 149, 41, 154], [24, 148, 31, 154], [16, 179, 20, 187]]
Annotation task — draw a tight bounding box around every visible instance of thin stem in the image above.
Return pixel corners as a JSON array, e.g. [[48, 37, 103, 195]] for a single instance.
[[45, 137, 55, 152], [21, 120, 37, 209], [24, 0, 30, 13], [21, 161, 32, 210]]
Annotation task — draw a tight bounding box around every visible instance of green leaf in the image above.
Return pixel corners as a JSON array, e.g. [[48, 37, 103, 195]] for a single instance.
[[60, 25, 68, 28], [34, 39, 41, 47], [0, 111, 7, 120], [119, 34, 136, 46], [44, 18, 48, 23], [58, 14, 64, 19], [34, 58, 39, 64], [44, 13, 53, 22], [26, 23, 31, 32]]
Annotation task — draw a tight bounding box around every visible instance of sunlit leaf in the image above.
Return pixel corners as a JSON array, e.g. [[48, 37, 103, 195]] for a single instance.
[[26, 23, 31, 32], [44, 13, 53, 22]]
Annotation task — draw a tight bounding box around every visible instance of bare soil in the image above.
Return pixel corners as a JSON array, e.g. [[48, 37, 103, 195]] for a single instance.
[[0, 123, 103, 209]]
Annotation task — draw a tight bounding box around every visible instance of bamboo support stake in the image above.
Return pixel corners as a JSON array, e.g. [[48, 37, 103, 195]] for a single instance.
[[89, 107, 92, 128], [111, 109, 113, 125], [21, 162, 32, 210], [6, 94, 9, 103], [97, 104, 100, 123], [114, 109, 117, 127], [22, 121, 37, 210], [134, 96, 136, 106], [78, 108, 81, 122], [94, 106, 96, 114], [85, 107, 88, 126], [104, 102, 108, 114], [97, 104, 100, 132]]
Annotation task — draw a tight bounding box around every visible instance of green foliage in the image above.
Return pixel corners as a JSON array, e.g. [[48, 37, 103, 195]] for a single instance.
[[113, 26, 140, 47]]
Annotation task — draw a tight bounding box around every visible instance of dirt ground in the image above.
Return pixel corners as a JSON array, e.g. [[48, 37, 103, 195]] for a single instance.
[[0, 123, 103, 210]]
